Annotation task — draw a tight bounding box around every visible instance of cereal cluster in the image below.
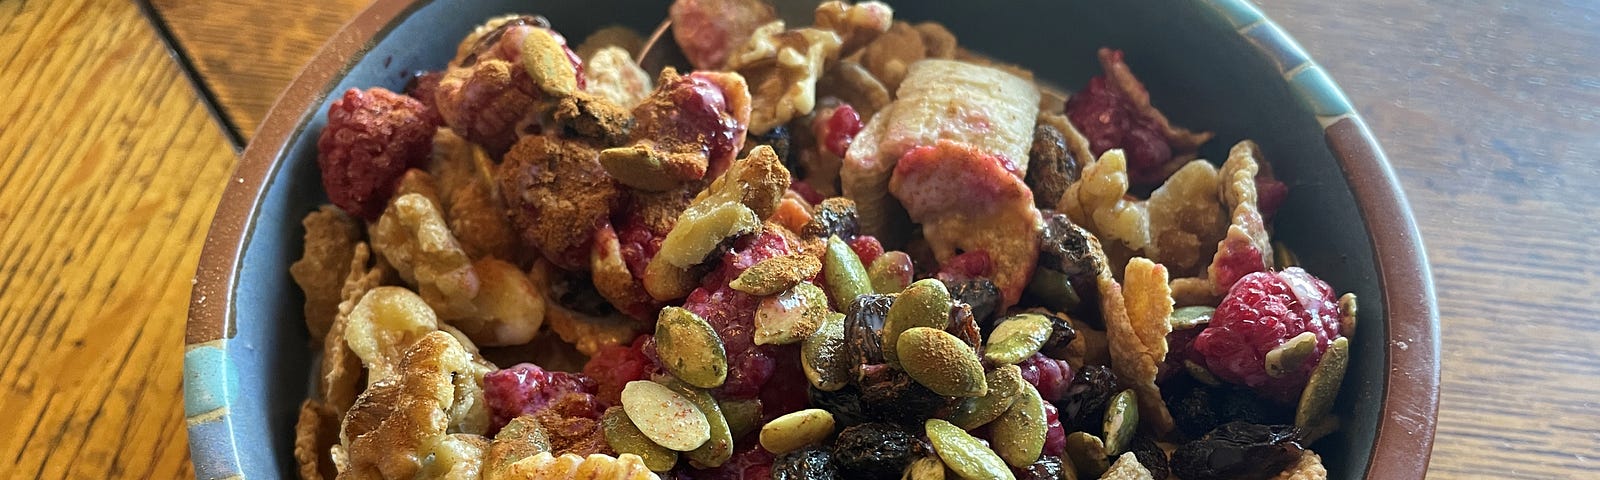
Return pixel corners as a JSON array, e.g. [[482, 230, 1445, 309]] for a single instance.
[[291, 2, 1352, 479]]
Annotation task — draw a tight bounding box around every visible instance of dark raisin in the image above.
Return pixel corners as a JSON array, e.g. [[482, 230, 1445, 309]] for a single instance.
[[803, 197, 860, 240], [1037, 310, 1078, 359], [843, 293, 894, 367], [1058, 365, 1118, 435], [945, 278, 1001, 331], [1170, 422, 1305, 480], [1025, 123, 1081, 211], [1014, 455, 1067, 480], [808, 385, 868, 427], [1037, 213, 1105, 326], [832, 423, 925, 479], [944, 303, 983, 352], [772, 446, 839, 480], [1163, 377, 1293, 442], [1129, 435, 1170, 480], [858, 369, 952, 427], [749, 125, 797, 175]]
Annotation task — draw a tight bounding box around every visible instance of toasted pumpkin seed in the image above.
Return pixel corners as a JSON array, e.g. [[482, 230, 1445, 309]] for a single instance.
[[925, 419, 1016, 480], [760, 409, 836, 454], [487, 415, 551, 476], [1183, 359, 1222, 386], [1169, 306, 1215, 331], [947, 364, 1024, 430], [655, 307, 728, 388], [823, 235, 873, 310], [754, 282, 829, 345], [868, 251, 915, 294], [901, 456, 947, 480], [984, 314, 1053, 365], [1264, 331, 1318, 378], [1296, 336, 1350, 432], [1064, 432, 1109, 479], [1101, 389, 1139, 456], [898, 327, 988, 397], [884, 279, 953, 367], [602, 406, 679, 471], [659, 378, 734, 467], [802, 312, 850, 391], [619, 381, 711, 452], [991, 381, 1047, 467], [1025, 268, 1081, 312], [730, 253, 822, 296], [1338, 293, 1358, 338], [715, 398, 762, 442]]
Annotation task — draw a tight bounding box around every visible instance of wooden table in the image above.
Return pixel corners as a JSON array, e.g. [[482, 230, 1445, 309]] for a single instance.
[[1, 0, 1595, 478]]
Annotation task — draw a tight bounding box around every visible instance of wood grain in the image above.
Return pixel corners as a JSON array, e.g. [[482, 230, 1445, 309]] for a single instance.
[[0, 0, 236, 477]]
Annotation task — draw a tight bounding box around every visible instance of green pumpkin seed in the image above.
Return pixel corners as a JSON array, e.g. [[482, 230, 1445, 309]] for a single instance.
[[990, 381, 1047, 468], [619, 381, 711, 452], [1101, 389, 1139, 456], [659, 378, 734, 468], [730, 253, 822, 296], [1183, 359, 1222, 386], [602, 407, 679, 471], [655, 307, 728, 388], [1064, 432, 1109, 479], [1169, 306, 1215, 331], [984, 314, 1053, 365], [1338, 293, 1358, 338], [759, 409, 836, 454], [901, 456, 947, 480], [720, 398, 763, 442], [1264, 331, 1318, 378], [946, 364, 1024, 430], [1025, 268, 1081, 312], [486, 415, 551, 476], [1272, 240, 1299, 268], [802, 312, 850, 391], [925, 419, 1016, 480], [868, 251, 915, 294], [898, 327, 987, 397], [1296, 336, 1350, 432], [884, 279, 953, 368], [823, 235, 873, 311], [754, 282, 829, 345]]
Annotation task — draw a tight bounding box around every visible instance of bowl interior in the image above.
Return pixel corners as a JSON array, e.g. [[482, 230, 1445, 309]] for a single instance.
[[215, 0, 1395, 477]]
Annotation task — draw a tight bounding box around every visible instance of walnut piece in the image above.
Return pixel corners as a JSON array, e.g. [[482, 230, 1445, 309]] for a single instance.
[[444, 258, 546, 347], [343, 286, 442, 386], [726, 22, 843, 134], [372, 193, 481, 318], [340, 332, 490, 479], [1058, 149, 1151, 256], [499, 452, 657, 480], [584, 46, 653, 109], [290, 205, 360, 344], [813, 1, 894, 57], [1146, 160, 1226, 277]]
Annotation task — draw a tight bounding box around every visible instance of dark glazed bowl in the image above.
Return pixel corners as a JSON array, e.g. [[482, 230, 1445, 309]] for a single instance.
[[184, 0, 1440, 478]]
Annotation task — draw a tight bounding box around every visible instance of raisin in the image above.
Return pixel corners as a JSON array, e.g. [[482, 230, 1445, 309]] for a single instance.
[[944, 303, 983, 352], [772, 446, 838, 480], [1161, 377, 1289, 442], [1129, 435, 1170, 480], [1058, 364, 1117, 435], [1014, 455, 1067, 480], [831, 423, 925, 479], [1025, 123, 1081, 211], [858, 369, 952, 427], [945, 278, 1000, 330], [843, 293, 894, 367], [808, 385, 868, 427], [802, 197, 860, 240], [1037, 310, 1078, 359], [1170, 422, 1304, 480], [1037, 213, 1105, 325]]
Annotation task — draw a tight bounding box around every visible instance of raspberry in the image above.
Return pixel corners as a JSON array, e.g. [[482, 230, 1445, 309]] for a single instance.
[[758, 344, 811, 418], [435, 60, 540, 156], [634, 72, 749, 179], [315, 87, 435, 220], [582, 335, 656, 406], [678, 230, 794, 399], [483, 363, 600, 433], [668, 0, 776, 70], [847, 235, 883, 266], [402, 70, 445, 126], [936, 250, 994, 281], [1064, 76, 1171, 185], [789, 181, 824, 205], [813, 103, 863, 158], [1193, 267, 1342, 402], [1042, 402, 1067, 456], [686, 442, 774, 479], [1017, 353, 1074, 403]]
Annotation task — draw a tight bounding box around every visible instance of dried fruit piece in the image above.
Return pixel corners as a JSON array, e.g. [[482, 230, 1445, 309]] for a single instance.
[[761, 409, 837, 455], [985, 314, 1054, 366], [1170, 422, 1304, 480], [731, 253, 823, 296], [584, 46, 653, 109], [772, 446, 839, 479], [925, 419, 1016, 480], [317, 88, 436, 220], [802, 312, 851, 391], [1127, 435, 1170, 480], [1105, 258, 1176, 434], [754, 282, 831, 345], [645, 145, 789, 300], [802, 197, 861, 240], [602, 407, 679, 472], [1065, 48, 1212, 186], [1295, 337, 1348, 433], [619, 381, 711, 452], [1059, 365, 1118, 435], [947, 364, 1024, 430], [897, 327, 987, 397], [883, 278, 953, 367], [500, 135, 620, 271], [1101, 389, 1139, 456], [483, 363, 597, 434], [1194, 268, 1342, 402], [654, 307, 729, 389], [991, 381, 1048, 468], [832, 422, 925, 478], [823, 235, 874, 310], [291, 206, 361, 343], [1206, 140, 1279, 294], [602, 69, 752, 191]]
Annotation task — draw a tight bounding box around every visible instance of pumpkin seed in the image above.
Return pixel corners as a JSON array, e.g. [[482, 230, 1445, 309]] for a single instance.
[[901, 456, 947, 480], [601, 406, 679, 472], [754, 282, 829, 345], [990, 381, 1047, 468], [1064, 432, 1109, 479], [1264, 331, 1318, 378], [720, 398, 764, 442], [823, 235, 874, 311], [730, 253, 822, 296], [659, 378, 734, 468], [1338, 293, 1358, 338], [619, 381, 711, 452], [759, 409, 836, 454], [1101, 389, 1139, 456], [925, 419, 1016, 480], [1025, 268, 1081, 312], [655, 307, 728, 389], [1272, 240, 1299, 268], [802, 312, 850, 391], [946, 364, 1024, 430], [868, 251, 915, 294], [487, 415, 551, 476], [898, 327, 987, 397], [884, 279, 953, 368], [1169, 306, 1215, 331], [983, 314, 1053, 365], [1296, 336, 1350, 432], [1183, 359, 1222, 386]]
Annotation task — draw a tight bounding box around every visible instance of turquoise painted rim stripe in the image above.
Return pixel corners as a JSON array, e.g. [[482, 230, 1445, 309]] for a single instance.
[[184, 342, 242, 479], [1209, 0, 1356, 120]]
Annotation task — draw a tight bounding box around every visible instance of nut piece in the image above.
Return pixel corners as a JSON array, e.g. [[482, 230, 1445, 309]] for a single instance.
[[1338, 293, 1358, 338], [946, 364, 1025, 430], [897, 327, 988, 398], [584, 46, 653, 109], [340, 332, 486, 479], [730, 253, 823, 296], [1146, 160, 1227, 277], [759, 409, 837, 455], [984, 313, 1054, 366], [645, 146, 790, 300], [1101, 389, 1139, 456], [991, 381, 1047, 468], [1059, 150, 1151, 257], [620, 381, 712, 452], [1296, 336, 1350, 433], [882, 278, 952, 367], [754, 282, 831, 345], [925, 419, 1016, 480], [500, 452, 659, 480], [719, 398, 765, 441], [344, 286, 441, 384], [727, 22, 843, 134], [445, 257, 545, 347], [371, 193, 481, 319], [655, 307, 729, 389], [1169, 306, 1214, 331], [868, 251, 915, 294], [902, 455, 947, 480], [1101, 452, 1156, 480], [813, 1, 894, 56], [802, 312, 851, 391], [486, 415, 552, 478], [602, 407, 679, 472], [290, 205, 361, 343]]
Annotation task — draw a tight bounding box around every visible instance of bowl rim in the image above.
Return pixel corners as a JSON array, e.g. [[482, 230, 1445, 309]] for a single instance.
[[183, 0, 1440, 478]]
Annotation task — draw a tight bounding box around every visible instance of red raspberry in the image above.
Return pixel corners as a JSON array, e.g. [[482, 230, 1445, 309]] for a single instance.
[[1042, 401, 1067, 456], [1017, 353, 1074, 403], [315, 87, 435, 220], [813, 103, 864, 158], [483, 363, 600, 433], [1256, 175, 1289, 221], [685, 442, 774, 479], [758, 344, 811, 419], [847, 235, 884, 266], [1064, 76, 1171, 184], [582, 335, 657, 406], [633, 72, 749, 179], [936, 250, 994, 282], [1193, 267, 1342, 403], [678, 230, 794, 399], [403, 70, 446, 126], [789, 182, 824, 205]]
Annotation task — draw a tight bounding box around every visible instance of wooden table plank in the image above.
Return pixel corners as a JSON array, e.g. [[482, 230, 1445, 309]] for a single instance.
[[0, 0, 238, 477]]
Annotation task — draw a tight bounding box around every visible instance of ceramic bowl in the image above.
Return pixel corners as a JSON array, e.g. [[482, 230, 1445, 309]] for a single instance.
[[184, 0, 1440, 478]]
